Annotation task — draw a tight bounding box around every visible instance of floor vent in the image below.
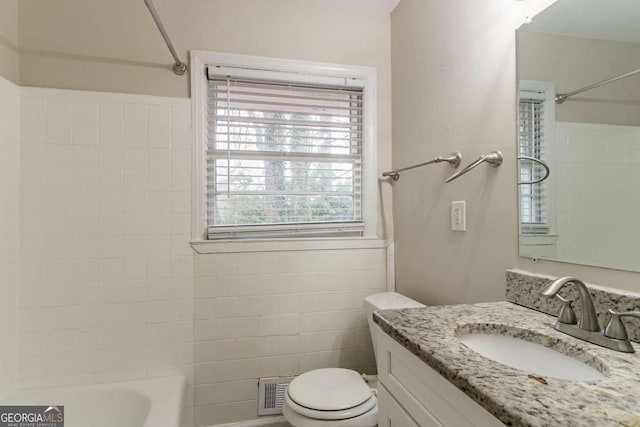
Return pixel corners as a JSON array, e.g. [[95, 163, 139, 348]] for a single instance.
[[258, 376, 294, 416]]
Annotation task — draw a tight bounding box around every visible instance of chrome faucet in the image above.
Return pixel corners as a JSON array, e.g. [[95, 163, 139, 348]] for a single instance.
[[540, 277, 600, 332], [540, 276, 637, 353], [604, 310, 640, 341]]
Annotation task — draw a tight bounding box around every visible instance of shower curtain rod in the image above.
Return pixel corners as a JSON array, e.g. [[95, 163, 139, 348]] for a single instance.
[[555, 68, 640, 104], [143, 0, 188, 76]]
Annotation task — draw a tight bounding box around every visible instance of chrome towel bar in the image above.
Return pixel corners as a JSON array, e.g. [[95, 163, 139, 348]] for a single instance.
[[445, 150, 503, 183], [382, 152, 461, 181]]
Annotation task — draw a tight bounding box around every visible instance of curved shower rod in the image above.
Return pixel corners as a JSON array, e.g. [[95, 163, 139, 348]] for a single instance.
[[445, 150, 503, 183], [382, 152, 461, 181], [143, 0, 188, 76], [555, 68, 640, 104]]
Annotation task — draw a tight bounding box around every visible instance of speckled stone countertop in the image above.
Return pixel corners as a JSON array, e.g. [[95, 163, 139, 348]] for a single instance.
[[374, 302, 640, 427]]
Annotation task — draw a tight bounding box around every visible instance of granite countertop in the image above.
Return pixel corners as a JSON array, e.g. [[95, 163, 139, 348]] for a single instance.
[[374, 301, 640, 427]]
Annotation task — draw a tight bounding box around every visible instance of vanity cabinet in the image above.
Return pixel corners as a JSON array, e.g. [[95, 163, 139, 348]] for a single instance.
[[376, 331, 504, 427], [377, 384, 423, 427]]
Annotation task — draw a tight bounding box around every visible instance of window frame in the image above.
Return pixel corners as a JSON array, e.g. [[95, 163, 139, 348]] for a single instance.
[[190, 51, 378, 249], [518, 80, 558, 248]]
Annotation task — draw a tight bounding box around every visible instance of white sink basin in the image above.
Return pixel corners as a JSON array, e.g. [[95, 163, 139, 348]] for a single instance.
[[459, 333, 606, 382]]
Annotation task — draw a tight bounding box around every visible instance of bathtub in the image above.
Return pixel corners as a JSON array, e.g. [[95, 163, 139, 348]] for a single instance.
[[3, 376, 185, 427]]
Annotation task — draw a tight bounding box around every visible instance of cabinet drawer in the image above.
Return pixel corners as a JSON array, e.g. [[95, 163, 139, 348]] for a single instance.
[[378, 383, 438, 427], [377, 331, 503, 427]]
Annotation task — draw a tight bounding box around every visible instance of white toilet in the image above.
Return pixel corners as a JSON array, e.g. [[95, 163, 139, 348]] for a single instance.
[[283, 292, 425, 426]]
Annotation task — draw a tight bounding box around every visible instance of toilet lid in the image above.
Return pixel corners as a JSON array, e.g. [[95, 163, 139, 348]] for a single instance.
[[287, 368, 373, 411]]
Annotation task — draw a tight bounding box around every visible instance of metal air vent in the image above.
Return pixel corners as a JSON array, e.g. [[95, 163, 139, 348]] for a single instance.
[[258, 376, 294, 416]]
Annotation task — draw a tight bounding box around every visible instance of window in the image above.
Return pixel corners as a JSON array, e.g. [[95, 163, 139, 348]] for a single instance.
[[518, 81, 555, 235], [190, 52, 377, 242]]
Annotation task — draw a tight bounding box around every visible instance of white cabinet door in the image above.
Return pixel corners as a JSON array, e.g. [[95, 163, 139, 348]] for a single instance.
[[376, 330, 504, 427], [378, 383, 439, 427]]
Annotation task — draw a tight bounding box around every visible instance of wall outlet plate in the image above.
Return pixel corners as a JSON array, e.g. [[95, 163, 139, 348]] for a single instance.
[[451, 201, 466, 231]]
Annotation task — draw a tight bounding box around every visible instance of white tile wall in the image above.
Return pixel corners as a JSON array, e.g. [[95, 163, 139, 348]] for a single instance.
[[0, 75, 20, 397], [555, 122, 640, 271], [17, 87, 389, 427], [18, 88, 195, 425], [192, 249, 387, 427]]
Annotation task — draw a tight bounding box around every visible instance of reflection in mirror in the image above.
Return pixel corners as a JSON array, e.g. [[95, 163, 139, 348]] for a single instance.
[[517, 0, 640, 272]]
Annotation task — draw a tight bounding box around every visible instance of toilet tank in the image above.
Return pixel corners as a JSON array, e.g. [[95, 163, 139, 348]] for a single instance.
[[364, 292, 425, 362]]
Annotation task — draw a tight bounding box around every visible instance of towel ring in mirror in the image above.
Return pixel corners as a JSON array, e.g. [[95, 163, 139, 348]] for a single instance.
[[517, 156, 550, 185]]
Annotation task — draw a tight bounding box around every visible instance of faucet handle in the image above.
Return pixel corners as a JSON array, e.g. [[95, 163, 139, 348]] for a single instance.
[[603, 310, 640, 341], [555, 295, 577, 325]]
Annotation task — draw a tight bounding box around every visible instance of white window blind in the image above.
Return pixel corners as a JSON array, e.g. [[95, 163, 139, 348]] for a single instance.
[[206, 70, 365, 240], [519, 95, 549, 235]]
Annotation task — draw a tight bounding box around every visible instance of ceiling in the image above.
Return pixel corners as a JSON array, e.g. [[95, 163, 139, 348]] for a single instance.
[[524, 0, 640, 44], [296, 0, 401, 13]]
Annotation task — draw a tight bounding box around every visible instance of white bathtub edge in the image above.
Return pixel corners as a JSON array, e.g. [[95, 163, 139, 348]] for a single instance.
[[139, 376, 186, 427], [3, 375, 186, 427]]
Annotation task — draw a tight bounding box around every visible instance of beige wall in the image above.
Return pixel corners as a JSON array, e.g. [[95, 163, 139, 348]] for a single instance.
[[391, 0, 525, 305], [17, 0, 389, 97], [518, 30, 640, 126], [19, 0, 394, 239], [0, 0, 18, 83], [0, 75, 19, 397], [391, 0, 640, 305]]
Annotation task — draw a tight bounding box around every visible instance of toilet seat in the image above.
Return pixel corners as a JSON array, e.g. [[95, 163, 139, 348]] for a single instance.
[[285, 391, 377, 421], [283, 368, 378, 425], [283, 395, 378, 427], [288, 368, 373, 412]]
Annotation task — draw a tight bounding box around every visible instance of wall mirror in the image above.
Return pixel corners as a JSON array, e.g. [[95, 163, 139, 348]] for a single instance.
[[517, 0, 640, 272]]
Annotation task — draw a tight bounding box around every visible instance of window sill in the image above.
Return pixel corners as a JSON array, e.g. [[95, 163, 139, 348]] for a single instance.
[[190, 237, 390, 254], [519, 234, 559, 246]]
